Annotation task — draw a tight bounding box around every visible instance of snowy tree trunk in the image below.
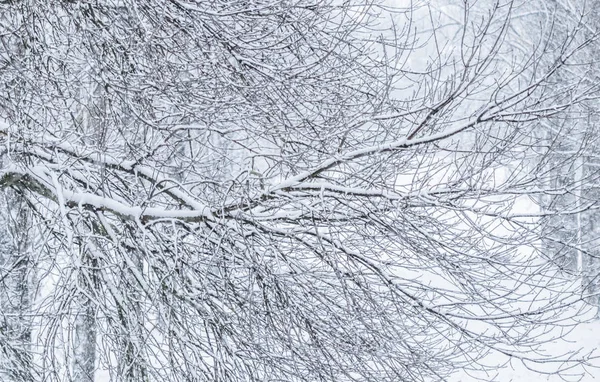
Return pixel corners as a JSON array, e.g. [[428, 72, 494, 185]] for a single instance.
[[584, 213, 600, 316], [70, 82, 108, 382], [540, 132, 579, 272], [117, 253, 147, 382], [575, 156, 584, 277], [0, 192, 33, 381], [578, 113, 600, 316], [72, 295, 96, 382]]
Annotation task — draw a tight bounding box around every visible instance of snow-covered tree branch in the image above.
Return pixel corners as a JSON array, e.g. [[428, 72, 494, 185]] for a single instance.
[[0, 0, 599, 381]]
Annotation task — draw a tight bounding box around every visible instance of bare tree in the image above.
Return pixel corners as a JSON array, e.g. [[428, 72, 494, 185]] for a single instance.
[[0, 0, 598, 381]]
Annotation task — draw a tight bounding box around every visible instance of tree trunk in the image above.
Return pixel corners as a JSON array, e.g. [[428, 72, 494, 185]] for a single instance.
[[0, 191, 33, 381]]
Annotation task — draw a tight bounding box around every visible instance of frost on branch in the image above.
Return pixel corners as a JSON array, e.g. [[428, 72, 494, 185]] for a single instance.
[[0, 0, 598, 381]]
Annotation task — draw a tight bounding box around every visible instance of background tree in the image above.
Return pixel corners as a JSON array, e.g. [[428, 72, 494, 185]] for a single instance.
[[525, 0, 600, 312]]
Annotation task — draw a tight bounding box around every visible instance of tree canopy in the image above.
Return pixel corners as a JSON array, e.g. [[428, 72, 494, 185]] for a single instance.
[[0, 0, 599, 381]]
